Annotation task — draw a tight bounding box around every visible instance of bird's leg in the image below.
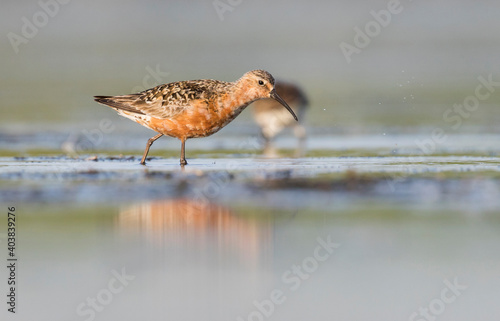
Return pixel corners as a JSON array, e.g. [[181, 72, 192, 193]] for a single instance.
[[261, 132, 278, 158], [294, 124, 307, 157], [258, 129, 270, 150], [140, 133, 163, 165], [180, 138, 188, 166]]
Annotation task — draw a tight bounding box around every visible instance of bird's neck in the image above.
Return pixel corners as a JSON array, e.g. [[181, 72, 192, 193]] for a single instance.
[[223, 80, 260, 111]]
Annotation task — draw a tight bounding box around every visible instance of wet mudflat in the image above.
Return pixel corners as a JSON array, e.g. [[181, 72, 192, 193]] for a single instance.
[[1, 150, 500, 320], [1, 154, 500, 207]]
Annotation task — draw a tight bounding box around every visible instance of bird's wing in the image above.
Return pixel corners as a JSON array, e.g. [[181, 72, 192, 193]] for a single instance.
[[94, 80, 227, 119]]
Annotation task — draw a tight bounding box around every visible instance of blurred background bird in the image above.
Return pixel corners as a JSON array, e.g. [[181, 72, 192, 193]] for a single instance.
[[251, 81, 309, 157]]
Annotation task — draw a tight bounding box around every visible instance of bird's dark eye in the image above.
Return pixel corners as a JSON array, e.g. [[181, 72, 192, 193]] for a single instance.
[[258, 80, 265, 86]]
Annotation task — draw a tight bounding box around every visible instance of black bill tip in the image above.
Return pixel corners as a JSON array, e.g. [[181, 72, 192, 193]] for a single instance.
[[270, 89, 298, 121]]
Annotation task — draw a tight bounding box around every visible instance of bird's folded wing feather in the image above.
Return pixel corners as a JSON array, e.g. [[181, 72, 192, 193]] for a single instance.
[[94, 80, 225, 119]]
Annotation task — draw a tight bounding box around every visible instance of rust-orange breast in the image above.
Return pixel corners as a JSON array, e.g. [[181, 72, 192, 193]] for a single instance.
[[146, 96, 246, 140]]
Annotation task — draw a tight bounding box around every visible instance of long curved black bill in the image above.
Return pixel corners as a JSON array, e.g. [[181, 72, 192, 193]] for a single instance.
[[270, 89, 298, 121]]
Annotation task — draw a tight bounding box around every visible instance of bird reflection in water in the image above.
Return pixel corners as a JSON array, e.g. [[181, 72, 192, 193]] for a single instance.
[[116, 198, 272, 266]]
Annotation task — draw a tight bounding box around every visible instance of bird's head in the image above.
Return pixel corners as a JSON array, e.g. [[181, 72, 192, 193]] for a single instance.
[[239, 70, 298, 121]]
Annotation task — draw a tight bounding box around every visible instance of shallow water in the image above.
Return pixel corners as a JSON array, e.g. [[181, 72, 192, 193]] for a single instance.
[[1, 190, 499, 320], [2, 131, 500, 321], [1, 148, 500, 320]]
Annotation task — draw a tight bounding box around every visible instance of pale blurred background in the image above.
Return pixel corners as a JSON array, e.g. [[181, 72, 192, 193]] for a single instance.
[[2, 0, 500, 132]]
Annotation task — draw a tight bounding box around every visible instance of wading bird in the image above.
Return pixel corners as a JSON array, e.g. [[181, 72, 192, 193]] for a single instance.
[[251, 81, 308, 156], [94, 70, 297, 165]]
